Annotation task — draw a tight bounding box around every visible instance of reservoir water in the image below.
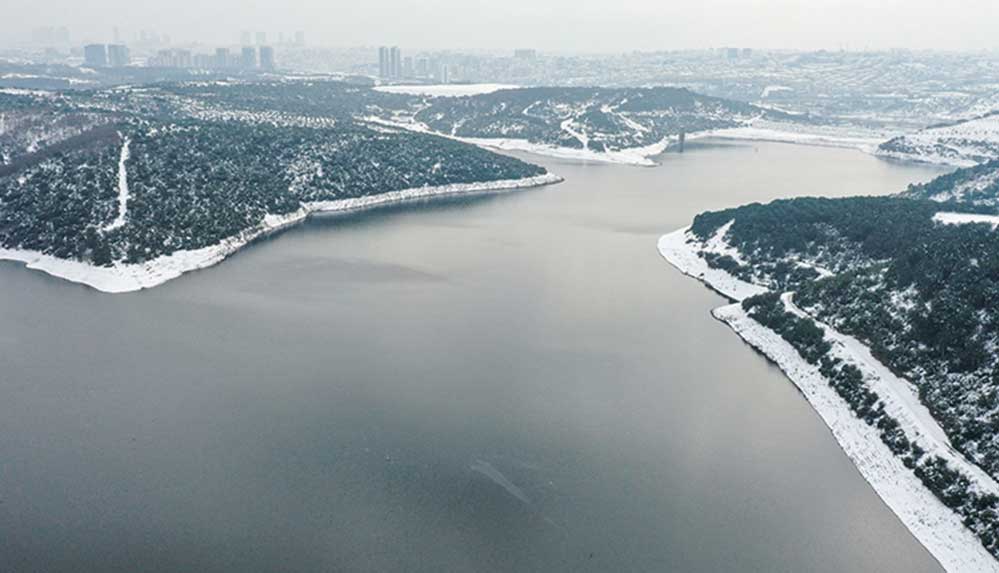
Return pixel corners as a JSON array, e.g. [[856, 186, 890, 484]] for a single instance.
[[0, 141, 950, 572]]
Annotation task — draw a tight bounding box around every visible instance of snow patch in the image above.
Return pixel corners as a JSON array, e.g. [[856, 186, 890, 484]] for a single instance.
[[101, 136, 131, 233], [933, 211, 999, 230], [657, 225, 766, 300]]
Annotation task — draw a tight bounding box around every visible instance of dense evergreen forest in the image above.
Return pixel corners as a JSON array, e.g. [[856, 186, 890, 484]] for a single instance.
[[0, 82, 547, 266], [692, 190, 999, 475], [687, 161, 999, 557]]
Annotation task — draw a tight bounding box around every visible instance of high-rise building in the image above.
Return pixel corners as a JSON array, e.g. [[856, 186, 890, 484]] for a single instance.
[[193, 53, 215, 69], [240, 30, 252, 46], [403, 56, 413, 79], [259, 46, 275, 70], [241, 46, 257, 69], [378, 46, 390, 79], [255, 31, 266, 45], [514, 49, 537, 60], [294, 31, 305, 46], [215, 48, 231, 69], [390, 46, 401, 79], [107, 44, 130, 67], [83, 44, 107, 67], [435, 62, 449, 84], [175, 49, 192, 68]]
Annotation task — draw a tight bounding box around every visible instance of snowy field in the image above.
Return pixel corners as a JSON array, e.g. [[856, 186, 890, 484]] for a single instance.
[[0, 173, 562, 293], [658, 224, 999, 573]]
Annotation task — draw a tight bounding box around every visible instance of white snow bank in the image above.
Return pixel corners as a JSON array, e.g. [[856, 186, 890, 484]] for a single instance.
[[696, 126, 884, 152], [0, 173, 562, 293], [933, 212, 999, 229], [656, 225, 766, 301], [783, 293, 999, 494], [457, 135, 675, 167], [714, 303, 999, 573], [659, 224, 999, 571], [373, 83, 517, 97]]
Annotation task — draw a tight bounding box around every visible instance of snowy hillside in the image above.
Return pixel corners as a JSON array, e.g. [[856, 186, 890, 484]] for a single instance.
[[404, 87, 765, 164], [661, 161, 999, 565], [0, 80, 559, 289], [877, 112, 999, 167]]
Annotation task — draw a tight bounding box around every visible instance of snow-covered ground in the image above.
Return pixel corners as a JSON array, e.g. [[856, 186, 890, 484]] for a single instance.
[[714, 303, 999, 573], [933, 211, 999, 230], [876, 113, 999, 167], [364, 115, 676, 167], [0, 173, 562, 293], [699, 126, 883, 151], [373, 83, 518, 97], [656, 226, 766, 300], [782, 292, 999, 492], [457, 135, 675, 167], [101, 136, 131, 233], [658, 224, 999, 572], [694, 120, 890, 153]]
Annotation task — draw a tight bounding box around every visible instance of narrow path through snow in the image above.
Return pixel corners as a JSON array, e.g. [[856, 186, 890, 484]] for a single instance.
[[102, 135, 131, 233]]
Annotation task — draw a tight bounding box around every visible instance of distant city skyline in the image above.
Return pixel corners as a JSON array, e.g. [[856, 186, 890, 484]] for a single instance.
[[3, 0, 999, 52]]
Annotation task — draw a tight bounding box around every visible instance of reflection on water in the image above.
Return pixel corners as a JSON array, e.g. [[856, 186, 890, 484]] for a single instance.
[[0, 141, 950, 572]]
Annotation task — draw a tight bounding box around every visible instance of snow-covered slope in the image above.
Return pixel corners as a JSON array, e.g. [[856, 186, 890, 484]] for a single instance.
[[401, 87, 763, 166], [658, 224, 999, 572], [877, 112, 999, 167], [0, 173, 561, 293]]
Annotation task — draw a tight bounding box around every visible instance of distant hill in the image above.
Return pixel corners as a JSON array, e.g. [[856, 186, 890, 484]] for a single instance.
[[877, 111, 999, 167]]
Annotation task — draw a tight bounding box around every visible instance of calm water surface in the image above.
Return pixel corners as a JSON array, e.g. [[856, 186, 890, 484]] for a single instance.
[[0, 141, 950, 572]]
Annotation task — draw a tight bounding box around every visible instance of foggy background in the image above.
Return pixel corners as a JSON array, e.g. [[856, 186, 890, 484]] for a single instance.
[[4, 0, 998, 52]]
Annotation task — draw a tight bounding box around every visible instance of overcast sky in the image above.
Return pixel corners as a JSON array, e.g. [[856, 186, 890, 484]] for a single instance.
[[5, 0, 999, 52]]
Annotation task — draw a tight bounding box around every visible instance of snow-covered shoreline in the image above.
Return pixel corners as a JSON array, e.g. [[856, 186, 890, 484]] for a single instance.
[[362, 115, 674, 166], [694, 125, 884, 153], [0, 173, 562, 293], [455, 135, 675, 167], [658, 225, 999, 572]]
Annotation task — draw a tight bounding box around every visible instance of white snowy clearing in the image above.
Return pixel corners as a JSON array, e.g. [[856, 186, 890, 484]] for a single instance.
[[101, 136, 131, 233], [0, 173, 562, 293], [373, 83, 518, 97], [658, 223, 999, 573], [933, 211, 999, 230]]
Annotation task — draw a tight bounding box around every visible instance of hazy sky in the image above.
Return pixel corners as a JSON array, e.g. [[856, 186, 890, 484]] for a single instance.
[[6, 0, 999, 52]]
